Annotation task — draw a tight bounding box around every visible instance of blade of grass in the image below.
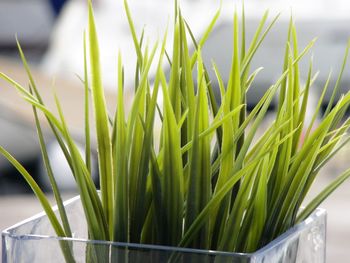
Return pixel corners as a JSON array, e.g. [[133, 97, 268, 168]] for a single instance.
[[112, 51, 129, 242], [31, 90, 72, 237], [297, 168, 350, 223], [83, 32, 92, 174], [323, 39, 350, 117], [159, 69, 184, 246], [0, 146, 66, 237], [88, 0, 114, 236]]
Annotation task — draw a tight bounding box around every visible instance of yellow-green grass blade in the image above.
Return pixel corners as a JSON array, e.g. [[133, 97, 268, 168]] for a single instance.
[[293, 59, 313, 152], [184, 48, 211, 249], [137, 55, 165, 240], [180, 105, 244, 155], [218, 164, 258, 251], [296, 120, 350, 208], [178, 109, 189, 130], [304, 72, 332, 140], [314, 119, 350, 165], [127, 42, 158, 242], [212, 39, 312, 180], [210, 83, 284, 187], [240, 2, 246, 62], [314, 135, 350, 175], [133, 29, 145, 91], [296, 134, 350, 208], [21, 96, 64, 131], [297, 167, 350, 223], [0, 146, 66, 237], [246, 120, 297, 163], [185, 15, 220, 114], [169, 17, 181, 121], [1, 70, 75, 175], [179, 14, 195, 150], [267, 106, 341, 237], [83, 32, 92, 174], [188, 5, 221, 67], [112, 52, 129, 242], [212, 62, 226, 99], [239, 156, 269, 252], [178, 143, 286, 249], [209, 9, 244, 246], [31, 93, 72, 237], [245, 67, 264, 93], [229, 83, 280, 179], [218, 97, 296, 251], [160, 69, 184, 246], [126, 41, 158, 149], [185, 22, 222, 146], [277, 16, 293, 112], [15, 41, 72, 237], [128, 92, 146, 242], [209, 76, 235, 248], [274, 55, 294, 192], [268, 121, 330, 225], [0, 72, 37, 101], [149, 147, 165, 243], [88, 0, 114, 235], [54, 93, 109, 240], [21, 95, 104, 216], [130, 44, 164, 242], [227, 8, 241, 117], [323, 39, 350, 117], [279, 142, 324, 233], [16, 39, 40, 97], [291, 25, 301, 131], [16, 40, 75, 157], [124, 0, 143, 68], [241, 12, 280, 78], [13, 42, 76, 174], [224, 50, 311, 240], [0, 146, 78, 263]]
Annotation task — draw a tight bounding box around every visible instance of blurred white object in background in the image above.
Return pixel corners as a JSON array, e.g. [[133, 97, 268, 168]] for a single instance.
[[42, 0, 350, 105], [41, 0, 218, 90]]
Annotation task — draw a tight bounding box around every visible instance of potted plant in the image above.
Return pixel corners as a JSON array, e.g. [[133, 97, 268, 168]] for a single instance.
[[2, 0, 350, 262]]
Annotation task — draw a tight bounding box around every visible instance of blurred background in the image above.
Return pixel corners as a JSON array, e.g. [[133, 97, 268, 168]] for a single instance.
[[1, 0, 350, 261]]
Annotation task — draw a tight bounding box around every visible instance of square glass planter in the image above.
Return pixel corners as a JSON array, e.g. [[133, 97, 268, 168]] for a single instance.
[[2, 195, 326, 263]]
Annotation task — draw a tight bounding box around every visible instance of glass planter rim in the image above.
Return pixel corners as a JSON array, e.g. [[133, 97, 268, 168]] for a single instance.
[[1, 194, 326, 258]]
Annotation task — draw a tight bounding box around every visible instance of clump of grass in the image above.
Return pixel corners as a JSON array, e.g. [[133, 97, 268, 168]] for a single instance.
[[1, 0, 350, 256]]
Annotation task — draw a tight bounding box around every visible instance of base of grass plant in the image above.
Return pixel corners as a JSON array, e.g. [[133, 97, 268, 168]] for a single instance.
[[2, 194, 326, 263]]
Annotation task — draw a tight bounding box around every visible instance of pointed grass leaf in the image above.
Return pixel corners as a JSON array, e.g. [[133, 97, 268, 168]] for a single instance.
[[88, 0, 114, 235]]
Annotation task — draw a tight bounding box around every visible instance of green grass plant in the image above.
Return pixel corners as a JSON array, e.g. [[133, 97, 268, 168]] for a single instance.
[[2, 0, 350, 257]]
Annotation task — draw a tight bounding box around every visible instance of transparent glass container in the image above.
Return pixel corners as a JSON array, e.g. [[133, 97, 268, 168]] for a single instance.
[[2, 195, 326, 263]]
